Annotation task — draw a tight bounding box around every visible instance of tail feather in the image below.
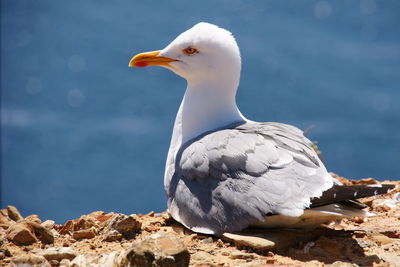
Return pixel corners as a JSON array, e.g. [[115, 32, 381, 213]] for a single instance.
[[252, 204, 374, 229], [311, 184, 395, 208]]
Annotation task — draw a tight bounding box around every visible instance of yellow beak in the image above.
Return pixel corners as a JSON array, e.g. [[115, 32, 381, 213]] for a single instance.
[[128, 50, 178, 68]]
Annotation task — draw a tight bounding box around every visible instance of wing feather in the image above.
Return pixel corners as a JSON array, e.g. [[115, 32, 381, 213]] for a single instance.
[[167, 122, 334, 235]]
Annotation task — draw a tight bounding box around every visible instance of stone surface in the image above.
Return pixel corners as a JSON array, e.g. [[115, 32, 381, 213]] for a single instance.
[[7, 223, 37, 245], [191, 251, 213, 264], [25, 214, 42, 224], [378, 253, 400, 267], [104, 213, 141, 239], [2, 177, 399, 267], [0, 210, 12, 228], [27, 221, 55, 244], [58, 259, 70, 265], [230, 251, 255, 260], [126, 233, 190, 267], [223, 232, 275, 250], [59, 220, 74, 235], [0, 228, 7, 246], [7, 206, 23, 222], [41, 220, 55, 229], [59, 216, 99, 235], [40, 247, 77, 261], [103, 229, 123, 242], [70, 254, 88, 266], [368, 233, 394, 245], [72, 227, 97, 240], [327, 261, 359, 267], [11, 254, 51, 266]]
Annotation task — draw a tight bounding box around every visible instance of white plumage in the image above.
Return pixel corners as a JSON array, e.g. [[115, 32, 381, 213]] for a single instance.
[[129, 22, 392, 235]]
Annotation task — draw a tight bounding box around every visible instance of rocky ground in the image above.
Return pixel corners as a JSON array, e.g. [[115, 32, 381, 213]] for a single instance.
[[1, 174, 399, 267]]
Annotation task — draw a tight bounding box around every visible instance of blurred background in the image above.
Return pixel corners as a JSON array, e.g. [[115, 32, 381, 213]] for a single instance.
[[1, 0, 399, 223]]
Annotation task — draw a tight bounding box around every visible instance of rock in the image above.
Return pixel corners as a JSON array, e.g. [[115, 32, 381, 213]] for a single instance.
[[59, 258, 71, 266], [353, 178, 378, 185], [0, 211, 12, 229], [27, 221, 55, 244], [230, 251, 255, 260], [25, 214, 42, 224], [380, 229, 400, 239], [86, 210, 106, 218], [145, 211, 155, 217], [40, 247, 77, 261], [96, 213, 114, 224], [126, 233, 190, 267], [11, 254, 51, 266], [51, 229, 60, 239], [223, 229, 318, 250], [72, 227, 97, 240], [60, 216, 99, 235], [144, 225, 160, 232], [350, 217, 364, 224], [327, 261, 359, 267], [100, 252, 127, 267], [378, 253, 400, 267], [0, 228, 7, 246], [48, 259, 60, 266], [41, 220, 55, 229], [310, 237, 345, 258], [241, 260, 273, 267], [191, 251, 213, 264], [7, 223, 37, 245], [371, 199, 394, 212], [7, 206, 23, 222], [0, 248, 12, 257], [59, 220, 74, 235], [221, 251, 230, 256], [202, 237, 214, 243], [368, 233, 394, 245], [73, 217, 98, 231], [302, 241, 315, 253], [104, 214, 141, 239], [223, 232, 275, 250], [70, 255, 88, 266], [103, 229, 123, 242]]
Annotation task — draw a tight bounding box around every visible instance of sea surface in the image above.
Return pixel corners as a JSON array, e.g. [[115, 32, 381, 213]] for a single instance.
[[1, 0, 400, 223]]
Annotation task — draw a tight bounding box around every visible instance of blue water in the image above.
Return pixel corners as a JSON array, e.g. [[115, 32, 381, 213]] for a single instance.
[[2, 0, 400, 224]]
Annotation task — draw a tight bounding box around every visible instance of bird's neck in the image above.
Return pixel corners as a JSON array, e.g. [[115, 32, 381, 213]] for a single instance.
[[172, 80, 245, 149], [164, 79, 245, 190]]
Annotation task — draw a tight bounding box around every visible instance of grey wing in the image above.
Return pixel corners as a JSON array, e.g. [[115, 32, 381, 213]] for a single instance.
[[167, 122, 334, 235]]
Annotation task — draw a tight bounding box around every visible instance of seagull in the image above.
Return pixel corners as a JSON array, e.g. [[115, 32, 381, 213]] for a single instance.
[[129, 22, 394, 235]]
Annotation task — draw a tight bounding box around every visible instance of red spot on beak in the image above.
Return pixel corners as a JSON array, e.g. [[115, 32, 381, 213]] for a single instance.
[[135, 61, 148, 67]]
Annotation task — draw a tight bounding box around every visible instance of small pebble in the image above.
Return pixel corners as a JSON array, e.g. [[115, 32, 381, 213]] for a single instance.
[[351, 217, 364, 224], [145, 211, 155, 217], [202, 237, 213, 243], [144, 225, 159, 232], [49, 260, 59, 266], [230, 251, 255, 260], [221, 251, 230, 256], [216, 239, 224, 247]]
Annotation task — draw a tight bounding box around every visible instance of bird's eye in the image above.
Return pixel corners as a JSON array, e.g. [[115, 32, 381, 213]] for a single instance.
[[183, 47, 198, 56]]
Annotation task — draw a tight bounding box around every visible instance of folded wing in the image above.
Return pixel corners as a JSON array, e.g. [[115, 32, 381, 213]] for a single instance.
[[167, 122, 334, 235]]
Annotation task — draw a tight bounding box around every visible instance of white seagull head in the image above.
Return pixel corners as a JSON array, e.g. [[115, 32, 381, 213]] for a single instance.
[[129, 22, 241, 88]]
